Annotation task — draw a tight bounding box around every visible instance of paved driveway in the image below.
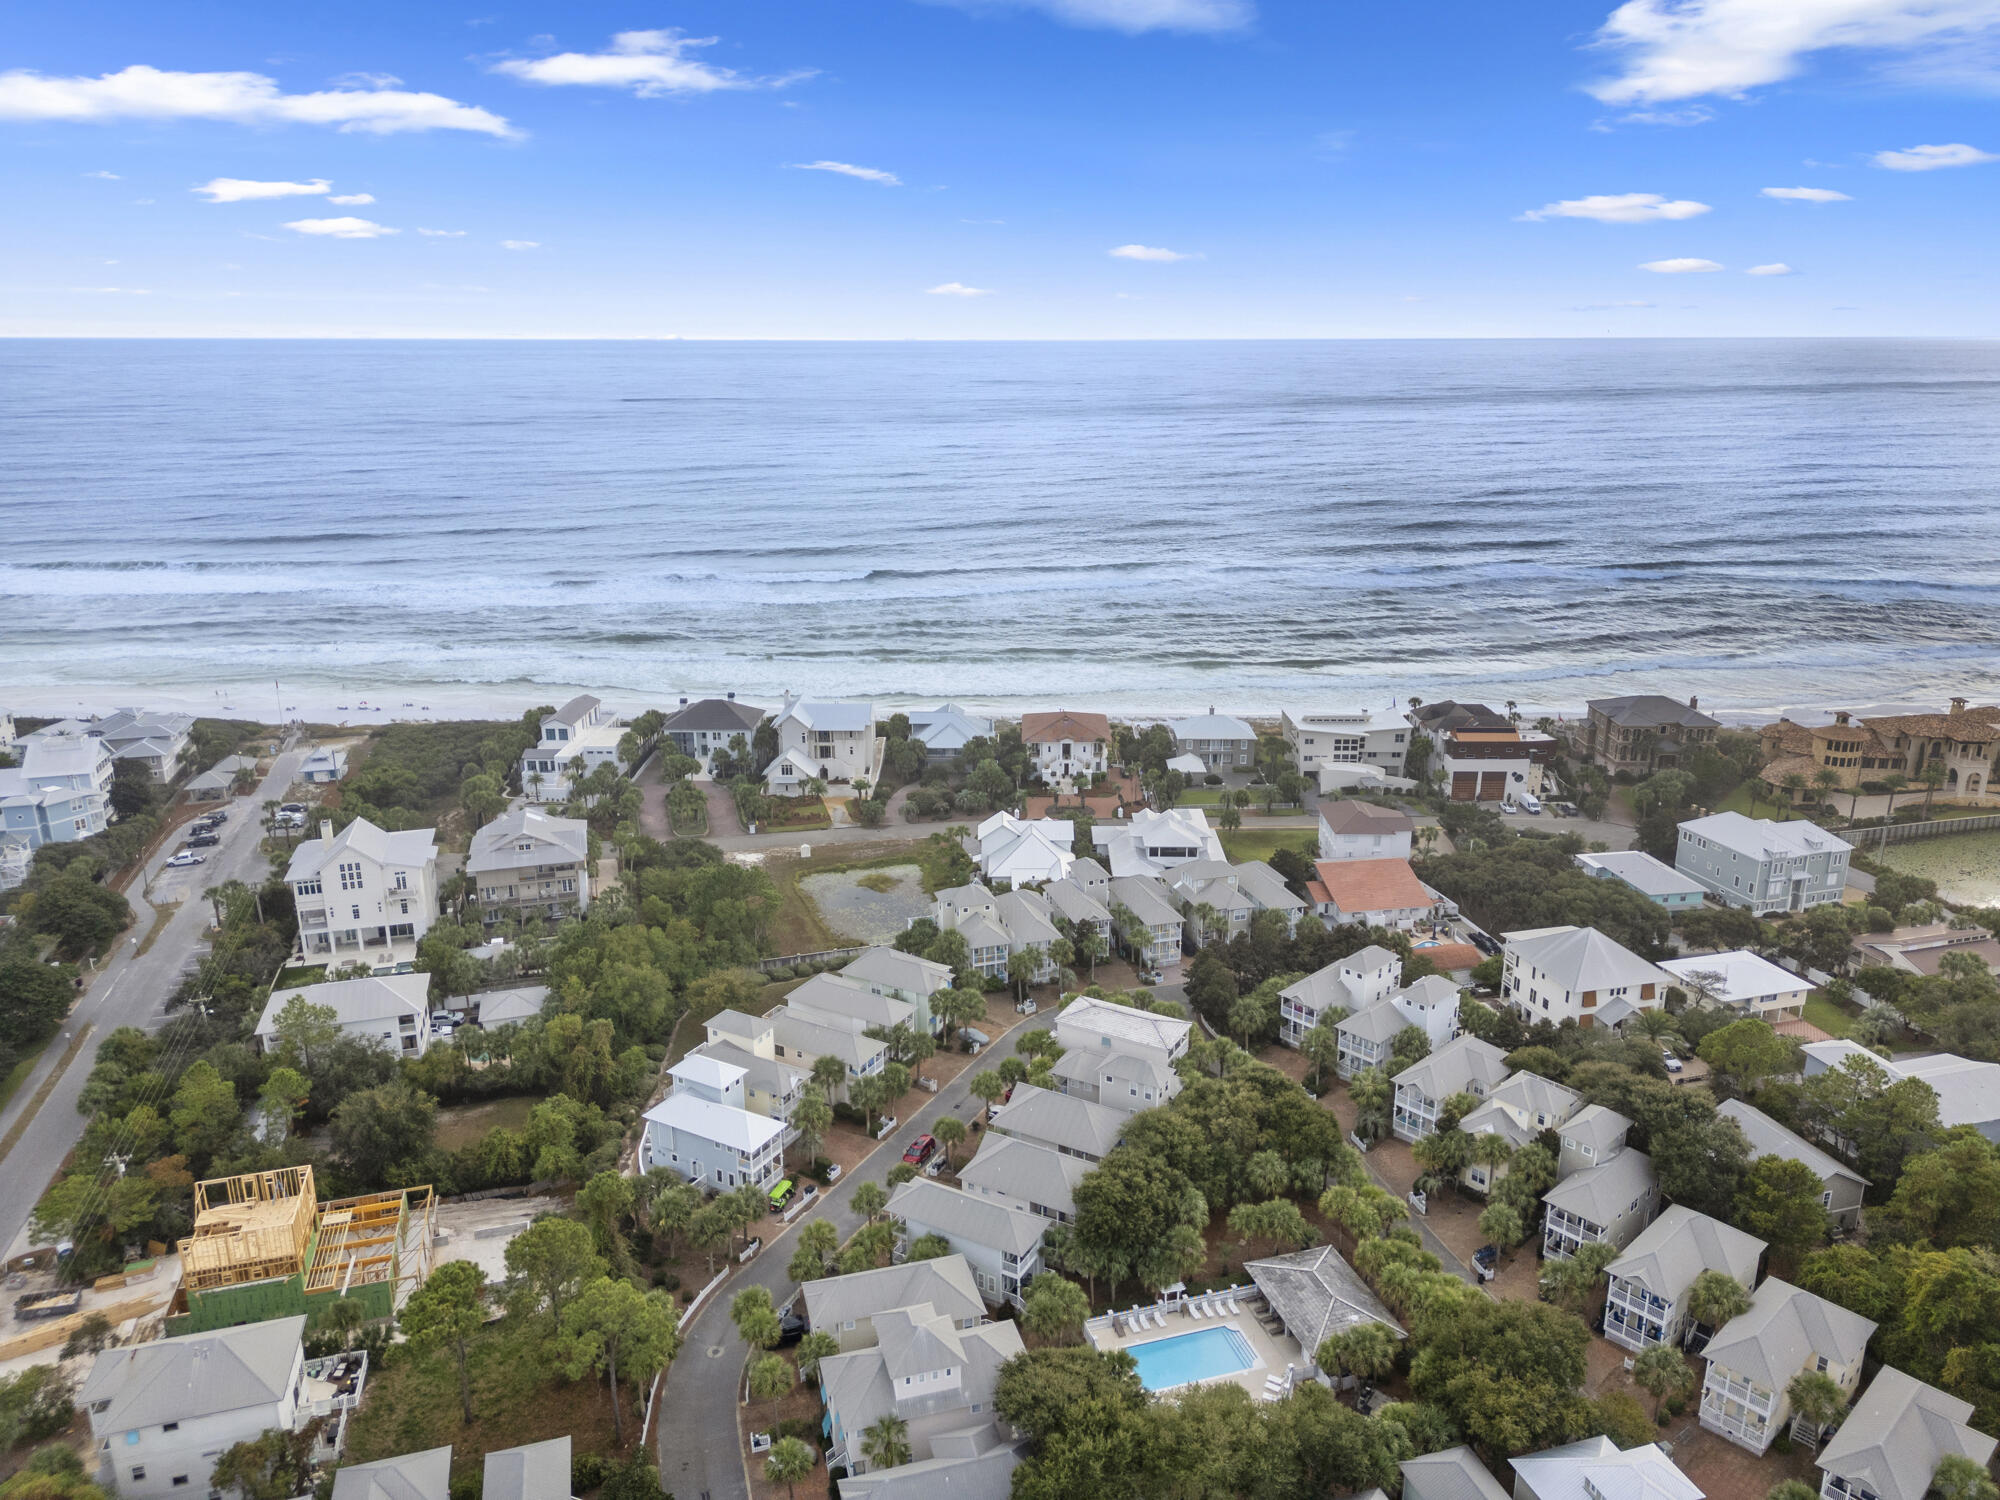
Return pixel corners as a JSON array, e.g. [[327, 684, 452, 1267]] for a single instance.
[[0, 741, 307, 1259]]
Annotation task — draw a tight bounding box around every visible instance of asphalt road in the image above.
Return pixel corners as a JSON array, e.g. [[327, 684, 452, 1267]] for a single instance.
[[0, 741, 305, 1260], [653, 1054, 1002, 1500]]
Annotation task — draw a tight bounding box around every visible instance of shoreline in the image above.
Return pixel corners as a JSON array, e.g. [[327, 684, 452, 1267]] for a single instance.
[[2, 677, 1982, 734]]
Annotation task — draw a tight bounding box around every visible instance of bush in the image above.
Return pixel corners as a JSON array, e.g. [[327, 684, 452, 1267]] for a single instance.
[[449, 1475, 480, 1500], [0, 1365, 75, 1447], [1204, 774, 1223, 786], [656, 1271, 681, 1292], [572, 1454, 613, 1493]]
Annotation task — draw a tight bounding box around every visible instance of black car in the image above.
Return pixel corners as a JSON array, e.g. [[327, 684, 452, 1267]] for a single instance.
[[187, 833, 221, 848], [1469, 931, 1500, 955], [776, 1309, 809, 1348], [203, 809, 229, 823]]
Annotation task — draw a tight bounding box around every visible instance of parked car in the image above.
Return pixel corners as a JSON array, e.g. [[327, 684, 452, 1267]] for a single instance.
[[1472, 1245, 1499, 1282], [203, 809, 229, 823], [187, 833, 221, 848], [166, 851, 205, 868], [1662, 1051, 1684, 1074], [776, 1308, 809, 1347], [1469, 931, 1501, 956], [768, 1178, 796, 1213], [279, 803, 306, 816], [902, 1134, 937, 1167]]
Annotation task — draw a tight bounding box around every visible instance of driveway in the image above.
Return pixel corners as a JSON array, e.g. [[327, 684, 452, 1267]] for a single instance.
[[0, 740, 308, 1259], [653, 1023, 1029, 1500]]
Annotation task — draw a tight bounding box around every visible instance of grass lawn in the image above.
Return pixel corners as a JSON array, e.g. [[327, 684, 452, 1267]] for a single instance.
[[1801, 993, 1856, 1039], [344, 1326, 636, 1483], [272, 964, 328, 990], [0, 1044, 48, 1116], [1218, 828, 1317, 866], [765, 837, 968, 956]]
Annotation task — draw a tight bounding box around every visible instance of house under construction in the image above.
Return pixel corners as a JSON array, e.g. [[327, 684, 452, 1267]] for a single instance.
[[165, 1165, 435, 1336]]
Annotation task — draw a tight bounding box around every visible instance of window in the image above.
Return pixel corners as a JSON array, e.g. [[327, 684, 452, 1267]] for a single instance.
[[161, 1423, 179, 1433], [393, 871, 408, 891], [172, 1479, 189, 1489], [339, 861, 363, 891], [295, 877, 322, 897], [132, 1470, 146, 1483]]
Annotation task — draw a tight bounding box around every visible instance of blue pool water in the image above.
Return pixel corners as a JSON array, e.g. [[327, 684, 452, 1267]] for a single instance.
[[1126, 1325, 1259, 1391]]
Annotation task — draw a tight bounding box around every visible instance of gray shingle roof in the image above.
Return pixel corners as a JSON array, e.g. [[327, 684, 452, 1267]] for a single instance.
[[466, 807, 588, 874], [1247, 1243, 1402, 1358], [986, 1084, 1126, 1158], [1541, 1147, 1656, 1230], [1588, 695, 1721, 730], [1704, 1278, 1877, 1390], [802, 1255, 985, 1333], [482, 1438, 572, 1500], [957, 1137, 1090, 1219], [1817, 1367, 1999, 1500], [1604, 1204, 1765, 1303], [1392, 1034, 1510, 1102], [662, 697, 766, 734], [1400, 1447, 1514, 1500], [1717, 1099, 1868, 1192], [889, 1180, 1048, 1258], [332, 1447, 453, 1500], [80, 1315, 304, 1431]]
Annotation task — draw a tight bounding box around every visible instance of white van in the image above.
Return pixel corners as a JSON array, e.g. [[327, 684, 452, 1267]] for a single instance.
[[1517, 792, 1544, 815]]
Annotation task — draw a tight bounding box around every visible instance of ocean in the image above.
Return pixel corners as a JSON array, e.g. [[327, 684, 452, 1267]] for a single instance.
[[4, 337, 1999, 724]]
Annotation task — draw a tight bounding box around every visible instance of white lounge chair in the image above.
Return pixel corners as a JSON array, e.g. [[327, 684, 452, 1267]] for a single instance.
[[1192, 1299, 1210, 1319], [1155, 1307, 1168, 1328], [1224, 1295, 1241, 1315]]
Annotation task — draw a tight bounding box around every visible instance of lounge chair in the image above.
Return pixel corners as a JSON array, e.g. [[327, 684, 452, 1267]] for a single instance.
[[1192, 1299, 1209, 1319], [1224, 1295, 1240, 1315]]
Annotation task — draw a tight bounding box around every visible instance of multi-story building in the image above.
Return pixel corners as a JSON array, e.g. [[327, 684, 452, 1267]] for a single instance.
[[1601, 1205, 1766, 1354], [814, 1252, 1026, 1492], [685, 1010, 808, 1125], [1166, 708, 1259, 771], [1716, 1099, 1868, 1230], [1019, 710, 1110, 783], [1276, 943, 1402, 1051], [466, 807, 590, 926], [986, 1084, 1126, 1163], [839, 946, 956, 1036], [638, 1053, 786, 1193], [1699, 1279, 1877, 1454], [1041, 862, 1116, 950], [1317, 800, 1414, 862], [963, 812, 1076, 886], [803, 1256, 988, 1353], [886, 1179, 1046, 1307], [1391, 1034, 1510, 1142], [1583, 695, 1721, 776], [1105, 875, 1185, 974], [81, 1316, 309, 1500], [660, 695, 765, 772], [1166, 858, 1307, 944], [1280, 708, 1410, 779], [765, 697, 879, 791], [1759, 697, 2000, 804], [1307, 857, 1440, 931], [1816, 1368, 1998, 1500], [1803, 1041, 2000, 1144], [1092, 806, 1225, 879], [1557, 1103, 1635, 1177], [905, 704, 995, 763], [1458, 1070, 1581, 1196], [286, 817, 438, 967], [1501, 924, 1671, 1030], [1337, 976, 1461, 1084], [519, 695, 626, 802], [2, 733, 116, 846], [1541, 1146, 1657, 1259], [957, 1136, 1090, 1226], [1045, 994, 1188, 1114], [254, 972, 433, 1059], [1410, 702, 1557, 803], [1512, 1438, 1702, 1500], [1676, 812, 1853, 916]]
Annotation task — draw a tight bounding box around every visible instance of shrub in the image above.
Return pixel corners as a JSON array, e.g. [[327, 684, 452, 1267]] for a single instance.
[[449, 1475, 480, 1500], [1204, 774, 1223, 786], [572, 1453, 613, 1493], [656, 1272, 681, 1292]]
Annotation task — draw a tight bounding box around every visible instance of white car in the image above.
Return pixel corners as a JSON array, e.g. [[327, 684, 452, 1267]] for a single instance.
[[166, 851, 205, 868], [1662, 1051, 1684, 1074]]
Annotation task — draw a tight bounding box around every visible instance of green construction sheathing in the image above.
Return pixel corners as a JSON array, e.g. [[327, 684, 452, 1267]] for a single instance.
[[165, 1268, 395, 1336]]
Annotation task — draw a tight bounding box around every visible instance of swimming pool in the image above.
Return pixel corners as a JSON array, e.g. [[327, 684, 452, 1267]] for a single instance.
[[1125, 1325, 1259, 1391]]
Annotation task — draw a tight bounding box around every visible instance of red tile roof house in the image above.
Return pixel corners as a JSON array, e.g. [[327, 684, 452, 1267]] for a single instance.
[[1307, 857, 1442, 931]]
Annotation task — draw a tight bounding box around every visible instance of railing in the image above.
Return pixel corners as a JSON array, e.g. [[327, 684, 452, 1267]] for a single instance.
[[1848, 811, 2000, 847]]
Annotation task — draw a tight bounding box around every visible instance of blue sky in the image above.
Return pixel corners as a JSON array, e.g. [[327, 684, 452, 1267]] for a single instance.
[[3, 0, 1997, 337]]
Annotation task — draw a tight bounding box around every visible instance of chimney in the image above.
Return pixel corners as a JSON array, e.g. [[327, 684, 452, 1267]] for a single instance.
[[1834, 711, 1851, 726], [1951, 697, 1968, 716], [320, 819, 333, 842], [727, 692, 736, 701], [1687, 695, 1698, 711], [679, 697, 688, 707]]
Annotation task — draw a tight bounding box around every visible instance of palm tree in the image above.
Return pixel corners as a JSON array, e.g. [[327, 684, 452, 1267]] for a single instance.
[[1468, 1131, 1514, 1189], [1880, 771, 1908, 817], [765, 1436, 816, 1500], [1634, 1345, 1694, 1418], [1813, 767, 1842, 815], [1785, 1369, 1848, 1444], [1919, 759, 1950, 816], [933, 1114, 968, 1169], [1781, 772, 1808, 816], [1632, 1008, 1682, 1044], [862, 1414, 912, 1471], [1683, 1269, 1752, 1347]]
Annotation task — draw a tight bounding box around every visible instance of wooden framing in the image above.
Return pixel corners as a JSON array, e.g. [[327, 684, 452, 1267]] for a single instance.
[[178, 1167, 317, 1292], [304, 1186, 436, 1303]]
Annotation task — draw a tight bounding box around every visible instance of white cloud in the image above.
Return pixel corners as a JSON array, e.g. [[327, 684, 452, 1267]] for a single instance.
[[1746, 262, 1796, 274], [84, 169, 120, 179], [332, 71, 404, 89], [283, 216, 397, 238], [1639, 256, 1724, 272], [417, 227, 465, 237], [927, 282, 994, 296], [1761, 185, 1851, 200], [328, 192, 374, 205], [1617, 105, 1715, 126], [0, 64, 515, 135], [788, 160, 902, 185], [1109, 243, 1199, 261], [71, 285, 150, 293], [493, 29, 806, 95], [1587, 0, 2000, 104], [1873, 141, 1998, 170], [501, 239, 539, 250], [922, 0, 1251, 33], [193, 176, 330, 203], [1520, 192, 1711, 223]]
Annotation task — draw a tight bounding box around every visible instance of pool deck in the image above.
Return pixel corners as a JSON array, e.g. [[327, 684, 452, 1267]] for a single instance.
[[1086, 1289, 1310, 1402]]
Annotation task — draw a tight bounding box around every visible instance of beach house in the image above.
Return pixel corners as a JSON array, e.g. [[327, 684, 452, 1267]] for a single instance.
[[886, 1179, 1046, 1307], [1676, 812, 1852, 916], [660, 695, 765, 772], [1281, 708, 1410, 780], [1336, 975, 1461, 1081], [1166, 708, 1258, 771], [286, 816, 438, 967], [1020, 710, 1109, 783], [1092, 805, 1225, 878], [1816, 1367, 1998, 1500], [765, 696, 880, 790], [1758, 698, 2000, 804], [519, 695, 625, 802], [638, 1054, 786, 1193], [1583, 695, 1721, 776], [1574, 850, 1706, 910], [0, 734, 115, 851], [1661, 950, 1811, 1021], [906, 704, 995, 762], [1541, 1146, 1658, 1259], [1699, 1279, 1877, 1453], [963, 811, 1076, 886], [1601, 1205, 1766, 1354], [1306, 857, 1438, 930], [1391, 1034, 1510, 1142], [1500, 924, 1670, 1030], [957, 1136, 1090, 1226], [1716, 1099, 1868, 1230], [987, 1083, 1126, 1162], [254, 972, 433, 1059], [1276, 943, 1403, 1051], [1317, 800, 1415, 862], [466, 806, 590, 926]]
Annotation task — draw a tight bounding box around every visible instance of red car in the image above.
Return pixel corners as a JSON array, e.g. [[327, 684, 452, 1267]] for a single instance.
[[902, 1134, 937, 1166]]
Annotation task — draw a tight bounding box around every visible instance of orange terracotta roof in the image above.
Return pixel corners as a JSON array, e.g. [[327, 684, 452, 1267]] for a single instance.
[[1311, 858, 1433, 915], [1020, 710, 1111, 743], [1416, 942, 1483, 973], [1862, 707, 2000, 741], [1306, 880, 1331, 906]]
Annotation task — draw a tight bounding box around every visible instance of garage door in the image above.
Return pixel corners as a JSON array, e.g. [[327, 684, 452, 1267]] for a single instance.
[[1451, 772, 1478, 801], [1479, 772, 1508, 801]]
